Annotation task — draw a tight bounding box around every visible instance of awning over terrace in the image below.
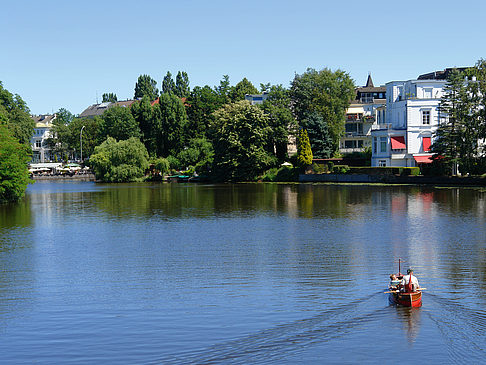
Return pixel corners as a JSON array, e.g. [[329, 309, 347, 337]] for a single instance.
[[414, 155, 433, 164], [391, 136, 406, 149]]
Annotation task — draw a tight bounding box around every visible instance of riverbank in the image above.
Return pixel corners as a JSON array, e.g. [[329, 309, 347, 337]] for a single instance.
[[300, 173, 486, 186], [32, 173, 96, 182]]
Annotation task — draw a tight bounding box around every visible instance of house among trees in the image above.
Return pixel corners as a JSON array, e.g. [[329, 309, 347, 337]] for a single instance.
[[339, 74, 386, 154], [79, 100, 137, 118], [369, 69, 464, 167]]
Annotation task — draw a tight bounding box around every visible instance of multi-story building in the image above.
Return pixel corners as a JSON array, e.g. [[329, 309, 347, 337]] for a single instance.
[[244, 92, 269, 105], [370, 70, 458, 167], [340, 75, 386, 154], [30, 114, 57, 163]]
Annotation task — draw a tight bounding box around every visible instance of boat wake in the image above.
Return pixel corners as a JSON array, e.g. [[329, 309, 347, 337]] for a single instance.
[[423, 292, 486, 363], [149, 291, 386, 364]]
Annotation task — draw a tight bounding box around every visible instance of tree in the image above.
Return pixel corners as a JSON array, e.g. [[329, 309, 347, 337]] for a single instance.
[[175, 71, 190, 98], [0, 125, 32, 203], [102, 93, 118, 103], [131, 95, 159, 156], [290, 68, 355, 154], [0, 81, 34, 145], [300, 111, 333, 158], [260, 85, 298, 161], [177, 137, 214, 172], [215, 75, 231, 104], [102, 105, 141, 141], [162, 71, 176, 95], [228, 77, 259, 102], [157, 93, 188, 156], [134, 74, 159, 101], [186, 85, 223, 140], [211, 100, 275, 181], [90, 137, 149, 182], [297, 129, 313, 168]]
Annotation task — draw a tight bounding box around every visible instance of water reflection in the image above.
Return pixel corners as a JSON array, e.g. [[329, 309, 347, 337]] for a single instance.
[[394, 307, 421, 344]]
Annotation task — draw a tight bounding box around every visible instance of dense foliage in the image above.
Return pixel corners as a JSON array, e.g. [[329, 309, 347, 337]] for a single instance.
[[0, 125, 32, 202], [90, 137, 149, 182], [297, 129, 313, 167]]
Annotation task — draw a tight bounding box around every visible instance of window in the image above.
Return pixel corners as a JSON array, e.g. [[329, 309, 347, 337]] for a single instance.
[[379, 160, 387, 167], [422, 110, 431, 124], [423, 88, 433, 99], [373, 137, 377, 154], [35, 140, 42, 148], [380, 137, 387, 153]]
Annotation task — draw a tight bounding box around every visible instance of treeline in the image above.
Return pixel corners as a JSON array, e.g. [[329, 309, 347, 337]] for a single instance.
[[49, 69, 356, 182], [431, 59, 486, 176]]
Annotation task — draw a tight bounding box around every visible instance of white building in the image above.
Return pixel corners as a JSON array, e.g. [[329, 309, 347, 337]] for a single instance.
[[340, 75, 386, 153], [244, 92, 269, 105], [370, 71, 451, 167], [30, 114, 57, 163]]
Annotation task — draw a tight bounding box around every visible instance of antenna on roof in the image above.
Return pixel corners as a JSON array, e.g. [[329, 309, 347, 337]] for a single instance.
[[96, 91, 99, 104]]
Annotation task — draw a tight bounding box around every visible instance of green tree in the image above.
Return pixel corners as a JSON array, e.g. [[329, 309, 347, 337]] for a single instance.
[[0, 125, 32, 203], [301, 111, 333, 158], [177, 137, 214, 172], [215, 75, 231, 104], [131, 95, 159, 156], [0, 81, 34, 145], [102, 93, 118, 103], [134, 74, 159, 101], [211, 100, 275, 181], [157, 93, 188, 157], [260, 85, 297, 161], [90, 137, 149, 182], [297, 129, 313, 168], [162, 71, 176, 95], [175, 71, 190, 98], [186, 85, 223, 139], [102, 105, 141, 141], [290, 68, 355, 154], [228, 77, 259, 102]]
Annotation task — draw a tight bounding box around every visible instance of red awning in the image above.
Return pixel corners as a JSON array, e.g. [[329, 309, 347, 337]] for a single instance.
[[391, 136, 406, 149], [414, 155, 433, 164], [422, 137, 431, 152]]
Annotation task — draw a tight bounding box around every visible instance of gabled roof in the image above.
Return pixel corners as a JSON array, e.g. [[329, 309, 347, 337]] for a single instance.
[[79, 100, 137, 118], [31, 114, 56, 127], [365, 74, 374, 88]]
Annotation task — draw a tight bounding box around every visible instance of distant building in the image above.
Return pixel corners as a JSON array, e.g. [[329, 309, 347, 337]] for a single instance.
[[339, 75, 386, 154], [79, 99, 137, 118], [30, 114, 57, 163], [370, 70, 454, 167], [245, 92, 269, 105]]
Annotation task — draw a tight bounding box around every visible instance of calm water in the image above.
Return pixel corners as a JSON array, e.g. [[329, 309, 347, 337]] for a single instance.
[[1, 181, 485, 364]]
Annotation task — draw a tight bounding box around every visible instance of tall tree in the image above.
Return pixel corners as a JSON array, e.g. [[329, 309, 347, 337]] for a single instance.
[[300, 111, 333, 158], [162, 71, 176, 95], [131, 95, 159, 156], [211, 100, 275, 181], [215, 75, 231, 104], [102, 93, 118, 103], [297, 129, 313, 168], [134, 74, 159, 101], [260, 85, 298, 161], [290, 68, 355, 154], [0, 81, 34, 145], [186, 85, 223, 140], [157, 93, 188, 156], [175, 71, 190, 98]]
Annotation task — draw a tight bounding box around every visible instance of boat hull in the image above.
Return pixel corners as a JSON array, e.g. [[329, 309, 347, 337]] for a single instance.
[[389, 291, 422, 307]]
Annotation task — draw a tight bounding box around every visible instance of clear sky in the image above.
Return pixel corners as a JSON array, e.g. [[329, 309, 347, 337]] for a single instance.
[[1, 0, 485, 115]]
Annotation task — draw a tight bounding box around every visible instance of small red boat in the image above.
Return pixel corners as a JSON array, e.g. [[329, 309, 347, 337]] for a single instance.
[[388, 259, 422, 307]]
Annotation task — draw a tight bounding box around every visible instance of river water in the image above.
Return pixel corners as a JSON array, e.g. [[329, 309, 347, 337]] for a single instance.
[[0, 181, 485, 364]]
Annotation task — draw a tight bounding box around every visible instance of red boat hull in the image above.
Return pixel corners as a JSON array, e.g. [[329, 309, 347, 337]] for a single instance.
[[389, 291, 422, 307]]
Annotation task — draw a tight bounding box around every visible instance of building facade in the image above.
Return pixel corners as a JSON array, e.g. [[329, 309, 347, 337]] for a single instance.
[[371, 73, 447, 167], [30, 114, 57, 163], [339, 75, 386, 154]]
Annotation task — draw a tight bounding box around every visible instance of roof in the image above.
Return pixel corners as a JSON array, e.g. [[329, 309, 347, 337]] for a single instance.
[[31, 114, 56, 127], [417, 67, 469, 80], [79, 100, 137, 118], [365, 74, 374, 88]]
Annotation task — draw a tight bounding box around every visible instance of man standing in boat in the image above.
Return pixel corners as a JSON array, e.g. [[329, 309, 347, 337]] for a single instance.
[[400, 268, 420, 292]]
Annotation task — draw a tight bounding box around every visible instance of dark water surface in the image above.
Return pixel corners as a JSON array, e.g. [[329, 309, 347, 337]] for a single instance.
[[1, 181, 485, 364]]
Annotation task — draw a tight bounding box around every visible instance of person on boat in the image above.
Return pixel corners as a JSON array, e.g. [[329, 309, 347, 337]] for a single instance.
[[389, 274, 400, 288], [400, 268, 420, 292]]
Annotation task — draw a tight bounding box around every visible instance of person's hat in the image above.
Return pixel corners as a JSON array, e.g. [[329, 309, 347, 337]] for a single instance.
[[407, 268, 413, 274]]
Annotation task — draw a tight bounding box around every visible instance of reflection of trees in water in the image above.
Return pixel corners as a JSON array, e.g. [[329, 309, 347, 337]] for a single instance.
[[0, 197, 32, 233]]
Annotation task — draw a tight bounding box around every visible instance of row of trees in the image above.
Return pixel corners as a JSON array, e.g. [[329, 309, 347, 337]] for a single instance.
[[50, 68, 355, 182], [432, 59, 486, 175]]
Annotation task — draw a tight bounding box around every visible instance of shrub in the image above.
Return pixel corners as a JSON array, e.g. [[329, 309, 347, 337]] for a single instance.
[[332, 165, 350, 174]]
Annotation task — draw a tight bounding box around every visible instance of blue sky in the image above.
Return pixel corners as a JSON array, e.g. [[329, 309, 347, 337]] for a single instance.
[[1, 0, 485, 115]]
